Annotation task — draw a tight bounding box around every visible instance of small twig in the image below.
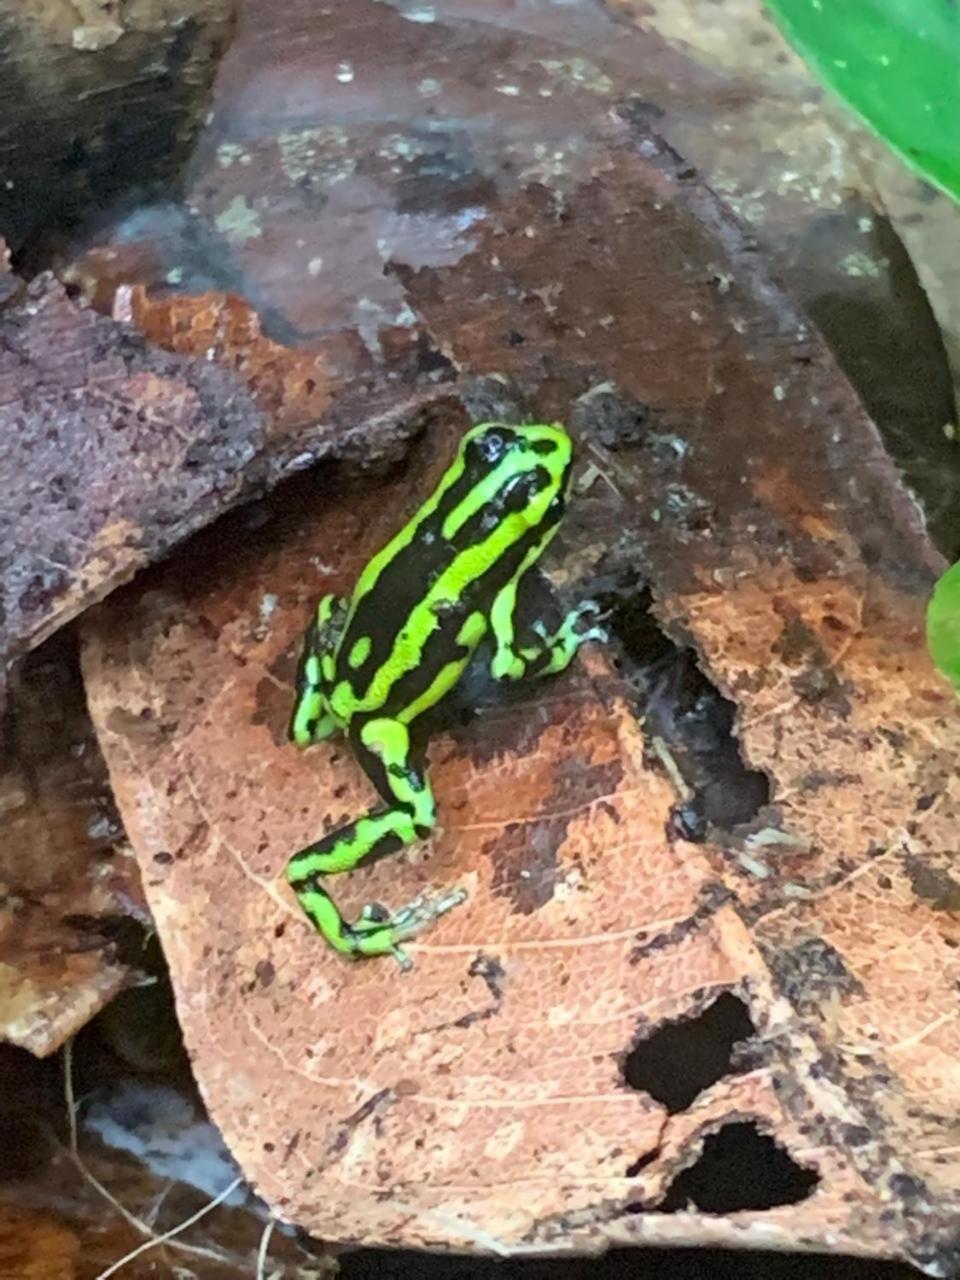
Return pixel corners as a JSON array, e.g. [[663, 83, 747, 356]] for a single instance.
[[256, 1216, 278, 1280], [92, 1176, 243, 1280], [648, 734, 692, 800], [64, 1041, 148, 1235], [64, 1038, 80, 1153], [62, 1039, 234, 1269]]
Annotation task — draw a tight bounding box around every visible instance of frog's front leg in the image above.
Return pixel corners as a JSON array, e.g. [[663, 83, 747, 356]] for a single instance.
[[285, 716, 465, 965], [289, 593, 347, 746], [489, 578, 607, 682]]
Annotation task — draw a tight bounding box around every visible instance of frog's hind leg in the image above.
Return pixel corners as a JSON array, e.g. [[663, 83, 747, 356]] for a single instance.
[[285, 716, 465, 964]]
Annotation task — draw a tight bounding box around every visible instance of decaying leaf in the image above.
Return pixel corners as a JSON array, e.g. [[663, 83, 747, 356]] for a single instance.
[[68, 0, 960, 1272], [0, 244, 445, 705], [0, 635, 139, 1056], [80, 384, 956, 1275], [87, 448, 791, 1252], [0, 242, 257, 698]]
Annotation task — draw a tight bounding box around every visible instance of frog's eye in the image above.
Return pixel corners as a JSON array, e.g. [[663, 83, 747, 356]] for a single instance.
[[478, 431, 505, 464]]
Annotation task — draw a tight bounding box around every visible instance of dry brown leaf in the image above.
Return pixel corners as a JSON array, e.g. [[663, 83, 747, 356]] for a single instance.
[[81, 413, 951, 1270], [86, 453, 792, 1251], [0, 635, 140, 1056]]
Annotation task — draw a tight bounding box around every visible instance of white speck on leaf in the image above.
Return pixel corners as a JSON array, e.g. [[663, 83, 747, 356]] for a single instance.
[[840, 250, 882, 278], [214, 196, 262, 244]]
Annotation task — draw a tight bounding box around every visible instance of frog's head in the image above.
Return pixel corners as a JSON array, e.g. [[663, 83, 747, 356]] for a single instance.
[[459, 421, 573, 501]]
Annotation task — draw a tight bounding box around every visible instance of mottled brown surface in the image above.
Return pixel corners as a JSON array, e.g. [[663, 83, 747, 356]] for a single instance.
[[0, 256, 250, 706], [0, 248, 442, 698], [75, 0, 960, 1271], [0, 635, 138, 1056]]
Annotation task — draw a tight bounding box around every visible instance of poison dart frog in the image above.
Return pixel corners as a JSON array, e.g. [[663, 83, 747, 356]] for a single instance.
[[286, 421, 606, 965]]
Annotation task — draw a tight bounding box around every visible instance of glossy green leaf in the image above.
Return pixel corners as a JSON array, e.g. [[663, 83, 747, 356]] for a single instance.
[[927, 560, 960, 691], [764, 0, 960, 204]]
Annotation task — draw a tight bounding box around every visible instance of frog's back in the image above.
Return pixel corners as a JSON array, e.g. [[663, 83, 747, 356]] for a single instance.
[[331, 423, 572, 724]]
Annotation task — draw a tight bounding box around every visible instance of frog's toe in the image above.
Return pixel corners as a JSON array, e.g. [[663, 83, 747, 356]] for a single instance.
[[390, 887, 467, 939], [575, 599, 611, 623], [388, 889, 469, 971], [581, 623, 609, 644], [573, 600, 610, 643], [355, 902, 391, 930], [349, 889, 468, 965]]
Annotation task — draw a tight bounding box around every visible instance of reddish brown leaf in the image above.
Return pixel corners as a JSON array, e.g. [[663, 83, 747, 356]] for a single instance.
[[115, 287, 334, 433], [88, 452, 820, 1250], [82, 415, 946, 1267], [0, 636, 139, 1056]]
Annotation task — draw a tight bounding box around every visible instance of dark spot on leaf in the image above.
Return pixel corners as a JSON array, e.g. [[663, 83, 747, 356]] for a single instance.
[[625, 1148, 658, 1177], [571, 384, 654, 450], [486, 758, 623, 915], [903, 853, 960, 910], [766, 936, 863, 1014]]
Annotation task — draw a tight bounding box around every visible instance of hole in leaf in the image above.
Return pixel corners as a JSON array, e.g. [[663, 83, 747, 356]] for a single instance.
[[599, 584, 770, 833], [622, 992, 756, 1114], [658, 1122, 819, 1213]]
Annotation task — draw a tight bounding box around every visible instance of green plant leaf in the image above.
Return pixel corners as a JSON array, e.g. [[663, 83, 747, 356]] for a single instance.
[[927, 560, 960, 691], [764, 0, 960, 204]]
